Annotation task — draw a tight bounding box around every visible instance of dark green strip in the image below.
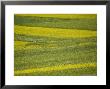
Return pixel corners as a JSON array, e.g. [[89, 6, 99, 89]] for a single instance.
[[14, 15, 97, 30]]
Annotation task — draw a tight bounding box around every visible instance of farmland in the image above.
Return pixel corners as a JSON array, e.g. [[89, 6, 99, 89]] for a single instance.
[[14, 14, 97, 76]]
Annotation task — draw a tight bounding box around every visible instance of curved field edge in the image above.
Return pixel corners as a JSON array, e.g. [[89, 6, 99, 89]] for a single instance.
[[14, 62, 96, 76], [15, 25, 96, 38]]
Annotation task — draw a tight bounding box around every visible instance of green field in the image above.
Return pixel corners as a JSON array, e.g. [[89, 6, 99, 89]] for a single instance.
[[14, 14, 97, 76]]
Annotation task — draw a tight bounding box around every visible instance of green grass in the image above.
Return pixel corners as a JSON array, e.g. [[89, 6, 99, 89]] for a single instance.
[[14, 14, 97, 76], [14, 14, 97, 30]]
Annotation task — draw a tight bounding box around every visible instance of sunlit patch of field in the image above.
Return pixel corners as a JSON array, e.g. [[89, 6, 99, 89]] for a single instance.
[[14, 41, 28, 49], [15, 25, 96, 38], [15, 41, 43, 50]]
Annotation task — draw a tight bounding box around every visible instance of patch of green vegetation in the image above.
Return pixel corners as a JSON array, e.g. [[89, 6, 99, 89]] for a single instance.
[[14, 35, 97, 71], [14, 15, 97, 30]]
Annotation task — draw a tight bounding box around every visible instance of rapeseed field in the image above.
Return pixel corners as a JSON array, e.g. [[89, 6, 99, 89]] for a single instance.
[[14, 14, 97, 76]]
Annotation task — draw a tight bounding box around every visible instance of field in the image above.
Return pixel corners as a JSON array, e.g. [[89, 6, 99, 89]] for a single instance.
[[14, 14, 97, 76]]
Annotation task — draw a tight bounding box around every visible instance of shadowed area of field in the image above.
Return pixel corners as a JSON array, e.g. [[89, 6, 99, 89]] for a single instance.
[[15, 14, 97, 30]]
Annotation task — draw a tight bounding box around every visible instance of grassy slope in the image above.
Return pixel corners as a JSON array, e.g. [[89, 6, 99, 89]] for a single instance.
[[14, 14, 97, 76]]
